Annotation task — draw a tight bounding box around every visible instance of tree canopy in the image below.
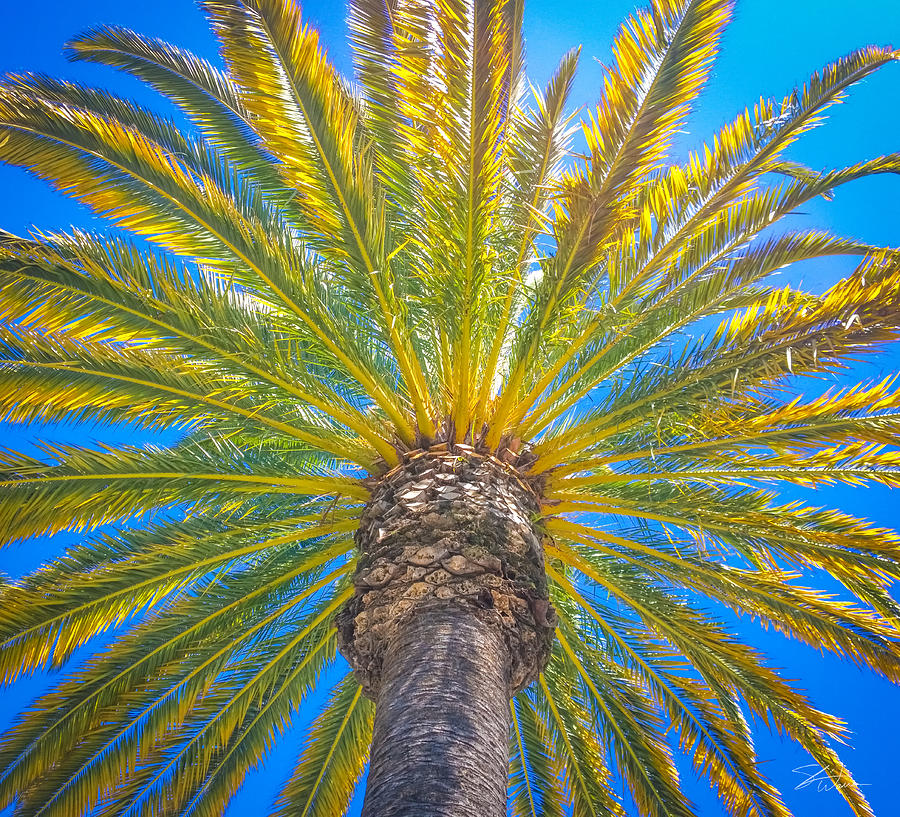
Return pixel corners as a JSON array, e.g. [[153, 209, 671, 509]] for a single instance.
[[1, 0, 899, 815]]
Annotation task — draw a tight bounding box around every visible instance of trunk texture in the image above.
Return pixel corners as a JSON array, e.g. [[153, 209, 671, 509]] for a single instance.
[[361, 607, 511, 816], [337, 444, 556, 816]]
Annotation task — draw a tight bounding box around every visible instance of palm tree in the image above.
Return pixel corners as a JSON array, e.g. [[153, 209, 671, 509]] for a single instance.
[[1, 0, 899, 814]]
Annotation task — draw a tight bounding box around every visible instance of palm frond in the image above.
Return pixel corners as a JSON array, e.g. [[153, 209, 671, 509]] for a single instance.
[[533, 672, 625, 817], [0, 434, 367, 544], [509, 694, 567, 817], [273, 674, 374, 817], [0, 561, 352, 814], [202, 0, 433, 436], [0, 512, 355, 682]]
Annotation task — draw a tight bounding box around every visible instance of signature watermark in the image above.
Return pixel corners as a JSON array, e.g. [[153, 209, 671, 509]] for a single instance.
[[793, 764, 868, 794]]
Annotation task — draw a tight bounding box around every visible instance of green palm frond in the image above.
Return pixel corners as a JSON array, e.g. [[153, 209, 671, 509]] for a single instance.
[[548, 569, 792, 817], [509, 693, 567, 817], [487, 0, 734, 443], [1, 553, 352, 812], [66, 25, 300, 210], [533, 667, 626, 817], [0, 433, 366, 544], [0, 511, 355, 681], [274, 674, 374, 817]]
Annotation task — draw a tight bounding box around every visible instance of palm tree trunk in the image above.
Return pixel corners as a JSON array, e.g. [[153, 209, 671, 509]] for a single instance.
[[360, 605, 511, 817], [337, 444, 557, 816]]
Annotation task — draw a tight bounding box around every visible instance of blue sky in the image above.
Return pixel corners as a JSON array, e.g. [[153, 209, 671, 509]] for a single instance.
[[1, 1, 900, 815]]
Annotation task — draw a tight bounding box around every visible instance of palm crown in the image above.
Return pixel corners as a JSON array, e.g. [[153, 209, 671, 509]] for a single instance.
[[1, 0, 900, 815]]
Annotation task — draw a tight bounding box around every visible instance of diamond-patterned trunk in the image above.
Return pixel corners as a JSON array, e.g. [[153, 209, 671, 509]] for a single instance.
[[336, 444, 556, 815]]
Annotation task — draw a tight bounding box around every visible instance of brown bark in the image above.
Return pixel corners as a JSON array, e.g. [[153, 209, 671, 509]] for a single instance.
[[336, 444, 556, 816], [360, 606, 511, 817]]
